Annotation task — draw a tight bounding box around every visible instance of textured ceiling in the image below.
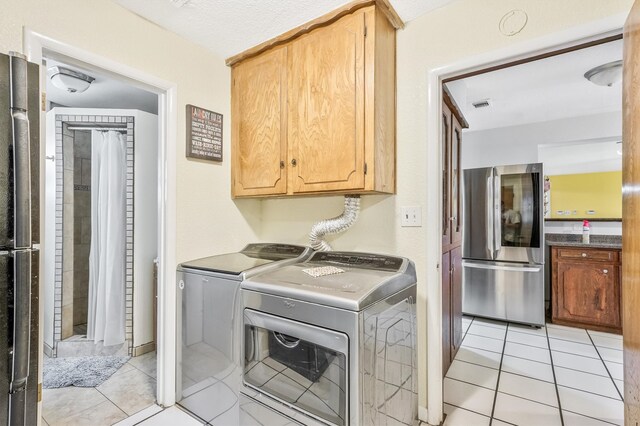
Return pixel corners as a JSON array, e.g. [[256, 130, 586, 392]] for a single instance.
[[46, 58, 158, 114], [113, 0, 457, 59], [445, 39, 622, 131]]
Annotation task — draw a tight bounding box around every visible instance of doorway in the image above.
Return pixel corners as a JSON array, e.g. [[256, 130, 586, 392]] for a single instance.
[[439, 37, 624, 425], [24, 31, 178, 425]]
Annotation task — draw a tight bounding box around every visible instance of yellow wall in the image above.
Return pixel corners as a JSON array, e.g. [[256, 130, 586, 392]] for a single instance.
[[549, 171, 622, 219]]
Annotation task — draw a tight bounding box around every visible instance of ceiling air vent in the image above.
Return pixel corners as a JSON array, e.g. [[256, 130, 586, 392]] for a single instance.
[[472, 99, 491, 109]]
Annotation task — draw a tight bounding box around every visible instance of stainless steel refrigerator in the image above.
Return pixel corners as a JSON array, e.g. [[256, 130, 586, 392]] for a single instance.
[[0, 51, 40, 425], [462, 163, 544, 326]]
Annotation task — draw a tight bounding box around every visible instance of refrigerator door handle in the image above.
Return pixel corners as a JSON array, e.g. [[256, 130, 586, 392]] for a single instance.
[[462, 261, 541, 273], [493, 173, 502, 256], [10, 53, 32, 249], [9, 249, 31, 425], [486, 176, 494, 255], [11, 250, 31, 390]]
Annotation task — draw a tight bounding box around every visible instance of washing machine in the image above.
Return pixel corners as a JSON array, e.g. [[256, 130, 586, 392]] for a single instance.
[[175, 243, 313, 424], [241, 251, 418, 426]]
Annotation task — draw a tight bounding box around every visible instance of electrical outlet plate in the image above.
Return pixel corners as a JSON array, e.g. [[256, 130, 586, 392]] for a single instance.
[[401, 206, 422, 227]]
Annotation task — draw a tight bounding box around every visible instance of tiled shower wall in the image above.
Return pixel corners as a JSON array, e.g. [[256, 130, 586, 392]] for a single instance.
[[73, 130, 91, 329], [61, 124, 74, 340], [54, 114, 135, 354]]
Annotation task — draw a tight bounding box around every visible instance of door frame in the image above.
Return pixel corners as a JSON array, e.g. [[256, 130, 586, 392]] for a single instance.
[[426, 14, 627, 425], [23, 29, 178, 410]]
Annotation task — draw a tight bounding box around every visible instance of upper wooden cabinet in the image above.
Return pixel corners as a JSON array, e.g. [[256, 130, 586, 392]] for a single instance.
[[230, 5, 396, 198], [442, 91, 466, 252], [232, 46, 288, 197]]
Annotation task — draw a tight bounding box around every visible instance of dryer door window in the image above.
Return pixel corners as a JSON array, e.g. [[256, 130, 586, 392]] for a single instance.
[[243, 309, 348, 425]]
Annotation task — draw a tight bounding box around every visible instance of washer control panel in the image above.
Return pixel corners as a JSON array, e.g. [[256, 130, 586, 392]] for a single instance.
[[309, 252, 404, 272]]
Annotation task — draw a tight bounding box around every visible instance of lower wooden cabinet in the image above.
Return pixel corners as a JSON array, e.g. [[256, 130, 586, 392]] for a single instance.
[[551, 246, 622, 333], [443, 245, 463, 375]]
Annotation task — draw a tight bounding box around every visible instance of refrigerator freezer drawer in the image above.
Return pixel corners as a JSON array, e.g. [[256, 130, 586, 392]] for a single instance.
[[462, 261, 545, 326]]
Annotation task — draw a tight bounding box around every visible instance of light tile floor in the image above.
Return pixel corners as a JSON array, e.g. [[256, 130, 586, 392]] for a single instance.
[[42, 351, 157, 426], [443, 316, 624, 426], [114, 395, 303, 426]]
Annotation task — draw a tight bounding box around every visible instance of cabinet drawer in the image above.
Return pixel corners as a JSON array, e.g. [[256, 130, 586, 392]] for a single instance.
[[556, 248, 619, 262]]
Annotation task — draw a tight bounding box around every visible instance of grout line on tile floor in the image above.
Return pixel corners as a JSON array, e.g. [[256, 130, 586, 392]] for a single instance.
[[446, 376, 497, 392], [547, 361, 610, 378], [561, 408, 621, 426], [545, 323, 565, 426], [175, 402, 209, 424], [489, 322, 508, 421], [497, 389, 563, 410], [556, 384, 624, 402], [503, 338, 550, 350], [465, 332, 506, 342], [445, 402, 492, 422], [461, 343, 503, 355], [548, 347, 600, 360], [586, 331, 624, 401], [497, 351, 551, 365]]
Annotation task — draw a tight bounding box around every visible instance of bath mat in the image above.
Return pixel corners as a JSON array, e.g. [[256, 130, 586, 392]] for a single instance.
[[43, 355, 130, 388]]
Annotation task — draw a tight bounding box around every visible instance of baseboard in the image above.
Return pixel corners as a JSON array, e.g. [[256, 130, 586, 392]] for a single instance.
[[132, 341, 156, 357], [43, 343, 53, 358], [418, 406, 430, 424]]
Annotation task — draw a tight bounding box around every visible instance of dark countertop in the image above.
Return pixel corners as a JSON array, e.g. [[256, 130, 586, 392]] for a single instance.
[[546, 233, 622, 249]]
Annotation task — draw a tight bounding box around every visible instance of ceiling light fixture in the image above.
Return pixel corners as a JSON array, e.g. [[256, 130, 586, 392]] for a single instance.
[[584, 60, 623, 87], [49, 66, 95, 93]]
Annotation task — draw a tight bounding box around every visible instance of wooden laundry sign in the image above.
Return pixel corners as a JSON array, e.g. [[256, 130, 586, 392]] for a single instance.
[[186, 104, 223, 161]]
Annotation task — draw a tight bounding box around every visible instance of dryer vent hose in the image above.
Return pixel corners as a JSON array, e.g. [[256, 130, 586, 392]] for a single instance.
[[309, 195, 360, 251]]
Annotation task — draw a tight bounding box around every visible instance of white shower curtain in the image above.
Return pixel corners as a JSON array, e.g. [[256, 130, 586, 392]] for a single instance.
[[87, 130, 126, 346]]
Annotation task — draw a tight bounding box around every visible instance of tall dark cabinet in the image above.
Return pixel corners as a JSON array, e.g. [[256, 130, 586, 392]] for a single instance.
[[442, 90, 466, 376]]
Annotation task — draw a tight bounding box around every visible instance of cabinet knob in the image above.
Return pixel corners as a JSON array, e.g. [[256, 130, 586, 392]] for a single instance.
[[280, 160, 285, 169], [603, 269, 608, 274], [581, 253, 587, 257], [450, 216, 457, 222], [291, 159, 297, 167]]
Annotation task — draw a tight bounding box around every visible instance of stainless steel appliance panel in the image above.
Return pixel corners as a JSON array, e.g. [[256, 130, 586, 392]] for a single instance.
[[176, 270, 243, 416], [243, 309, 348, 426], [0, 253, 10, 423], [0, 54, 12, 249], [0, 51, 40, 425], [242, 285, 417, 426], [493, 163, 544, 264], [462, 260, 544, 326], [462, 167, 494, 261]]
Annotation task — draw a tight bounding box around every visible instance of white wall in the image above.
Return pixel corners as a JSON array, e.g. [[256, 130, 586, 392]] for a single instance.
[[539, 139, 622, 175], [0, 0, 262, 266], [132, 111, 158, 348], [43, 111, 56, 350], [461, 111, 621, 169], [3, 0, 634, 420], [259, 0, 633, 418]]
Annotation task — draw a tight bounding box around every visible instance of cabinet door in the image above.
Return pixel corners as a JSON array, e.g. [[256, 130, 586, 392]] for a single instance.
[[288, 12, 366, 193], [232, 46, 288, 197], [451, 117, 463, 245], [442, 251, 451, 376], [450, 246, 463, 358], [555, 261, 621, 328], [441, 103, 452, 248]]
